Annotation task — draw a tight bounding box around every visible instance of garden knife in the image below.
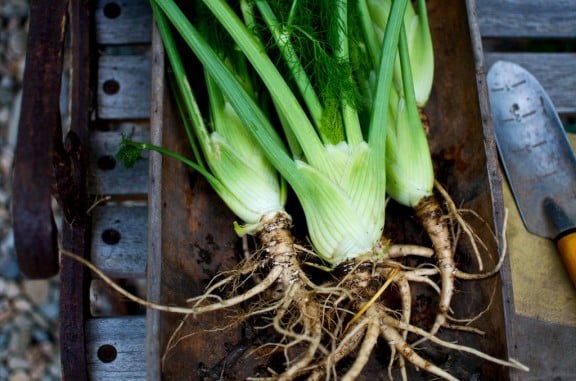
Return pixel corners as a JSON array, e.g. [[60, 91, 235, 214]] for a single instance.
[[487, 60, 576, 288]]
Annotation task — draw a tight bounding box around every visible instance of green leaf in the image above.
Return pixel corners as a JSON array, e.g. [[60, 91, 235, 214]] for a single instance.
[[117, 134, 145, 168]]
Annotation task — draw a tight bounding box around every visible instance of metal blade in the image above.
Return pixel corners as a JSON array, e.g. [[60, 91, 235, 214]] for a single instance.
[[487, 60, 576, 239]]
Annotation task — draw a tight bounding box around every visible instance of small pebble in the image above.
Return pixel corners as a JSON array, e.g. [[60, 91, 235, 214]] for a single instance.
[[0, 0, 29, 18], [31, 327, 51, 344], [5, 281, 21, 298], [7, 356, 29, 371], [22, 280, 50, 306], [13, 314, 32, 329], [11, 297, 32, 312], [37, 342, 55, 358], [0, 76, 14, 92], [30, 362, 47, 380], [37, 302, 59, 322], [28, 310, 50, 330], [47, 362, 61, 378], [7, 29, 26, 57], [1, 258, 20, 281], [0, 331, 9, 347], [8, 369, 30, 381], [0, 107, 9, 124], [8, 330, 30, 356], [0, 89, 13, 108]]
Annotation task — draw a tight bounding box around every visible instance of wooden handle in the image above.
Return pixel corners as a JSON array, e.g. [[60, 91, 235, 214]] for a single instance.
[[557, 231, 576, 288]]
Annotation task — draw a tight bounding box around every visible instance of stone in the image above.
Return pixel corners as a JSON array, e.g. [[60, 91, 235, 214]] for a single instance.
[[0, 0, 29, 18], [12, 314, 31, 330], [0, 366, 9, 380], [22, 280, 50, 306], [7, 29, 26, 57], [37, 301, 58, 322], [0, 107, 9, 124], [8, 324, 30, 356], [47, 362, 61, 377], [8, 369, 30, 381], [0, 259, 20, 281], [5, 281, 20, 299], [28, 310, 49, 330], [0, 331, 9, 348], [6, 355, 30, 370], [29, 361, 47, 380], [31, 328, 50, 344], [11, 297, 32, 313]]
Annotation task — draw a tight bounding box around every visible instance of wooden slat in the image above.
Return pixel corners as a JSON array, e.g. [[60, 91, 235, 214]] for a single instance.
[[91, 205, 148, 278], [88, 129, 149, 196], [476, 0, 576, 39], [97, 54, 151, 120], [146, 24, 164, 381], [485, 52, 576, 114], [95, 0, 152, 45], [86, 316, 146, 381], [86, 2, 150, 381]]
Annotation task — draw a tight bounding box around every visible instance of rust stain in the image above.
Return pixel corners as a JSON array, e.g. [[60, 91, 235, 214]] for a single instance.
[[442, 145, 469, 172], [183, 184, 200, 233]]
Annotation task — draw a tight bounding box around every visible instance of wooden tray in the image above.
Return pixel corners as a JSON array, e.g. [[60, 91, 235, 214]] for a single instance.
[[146, 0, 513, 379]]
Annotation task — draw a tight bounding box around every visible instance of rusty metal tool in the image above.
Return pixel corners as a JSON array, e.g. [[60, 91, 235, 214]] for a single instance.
[[488, 60, 576, 288], [12, 0, 68, 279], [13, 0, 93, 379]]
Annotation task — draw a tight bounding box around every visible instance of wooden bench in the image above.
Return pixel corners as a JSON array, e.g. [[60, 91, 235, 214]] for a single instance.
[[53, 0, 575, 379]]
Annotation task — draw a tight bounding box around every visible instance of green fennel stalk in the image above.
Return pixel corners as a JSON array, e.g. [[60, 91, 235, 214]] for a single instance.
[[120, 2, 287, 234], [151, 0, 409, 265]]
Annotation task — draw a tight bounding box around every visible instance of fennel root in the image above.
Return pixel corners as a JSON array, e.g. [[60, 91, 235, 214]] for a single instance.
[[415, 194, 455, 337], [164, 211, 332, 378], [301, 255, 527, 381], [60, 213, 524, 380]]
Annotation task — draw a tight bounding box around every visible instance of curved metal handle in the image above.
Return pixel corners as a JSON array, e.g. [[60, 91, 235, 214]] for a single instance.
[[12, 0, 69, 279]]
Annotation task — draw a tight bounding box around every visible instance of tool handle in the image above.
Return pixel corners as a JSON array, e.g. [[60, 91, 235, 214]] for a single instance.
[[557, 231, 576, 288]]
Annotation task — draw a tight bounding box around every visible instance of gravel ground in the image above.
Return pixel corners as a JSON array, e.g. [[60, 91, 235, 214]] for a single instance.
[[0, 1, 63, 380]]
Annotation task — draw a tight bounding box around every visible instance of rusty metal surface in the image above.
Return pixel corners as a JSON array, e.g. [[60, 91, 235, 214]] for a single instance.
[[60, 223, 90, 381], [12, 0, 68, 279], [14, 0, 93, 378], [59, 1, 94, 380]]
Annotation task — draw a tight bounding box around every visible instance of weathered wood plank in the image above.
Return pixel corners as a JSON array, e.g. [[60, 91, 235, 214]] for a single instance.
[[97, 54, 151, 120], [147, 22, 248, 380], [88, 129, 149, 196], [86, 316, 146, 380], [476, 0, 576, 39], [91, 205, 148, 278], [146, 24, 164, 381], [485, 52, 576, 114], [95, 0, 152, 45]]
